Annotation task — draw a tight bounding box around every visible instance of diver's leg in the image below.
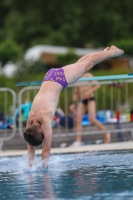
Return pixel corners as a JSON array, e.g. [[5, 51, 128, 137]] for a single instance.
[[63, 46, 124, 85]]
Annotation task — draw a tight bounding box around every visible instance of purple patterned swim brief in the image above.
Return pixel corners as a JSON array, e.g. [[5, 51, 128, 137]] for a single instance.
[[43, 68, 68, 89]]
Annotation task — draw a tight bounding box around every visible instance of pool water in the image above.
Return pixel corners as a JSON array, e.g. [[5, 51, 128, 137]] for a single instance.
[[0, 150, 133, 200]]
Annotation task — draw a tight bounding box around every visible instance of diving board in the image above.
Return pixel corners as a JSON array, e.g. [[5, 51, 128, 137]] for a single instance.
[[16, 73, 133, 86]]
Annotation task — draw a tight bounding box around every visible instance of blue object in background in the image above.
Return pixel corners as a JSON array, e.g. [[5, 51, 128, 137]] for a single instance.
[[0, 122, 12, 129], [8, 102, 32, 127], [81, 110, 114, 126], [82, 114, 90, 126], [15, 102, 32, 120], [0, 111, 12, 129]]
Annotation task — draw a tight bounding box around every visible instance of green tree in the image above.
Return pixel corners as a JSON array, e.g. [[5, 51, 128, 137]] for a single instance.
[[56, 49, 79, 66], [0, 0, 133, 52], [109, 39, 133, 55], [0, 39, 22, 69], [15, 59, 48, 80]]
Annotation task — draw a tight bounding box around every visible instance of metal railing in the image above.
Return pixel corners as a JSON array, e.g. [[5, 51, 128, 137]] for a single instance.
[[1, 78, 133, 150], [17, 79, 133, 143], [18, 86, 40, 138], [0, 88, 16, 149]]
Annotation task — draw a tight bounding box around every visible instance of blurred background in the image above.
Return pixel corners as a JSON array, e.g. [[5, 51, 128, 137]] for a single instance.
[[0, 0, 133, 80], [1, 0, 133, 149]]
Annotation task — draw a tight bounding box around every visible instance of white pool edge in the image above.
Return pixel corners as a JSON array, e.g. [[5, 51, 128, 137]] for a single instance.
[[0, 141, 133, 157]]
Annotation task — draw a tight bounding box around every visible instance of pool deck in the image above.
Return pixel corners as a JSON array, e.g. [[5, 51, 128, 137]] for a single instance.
[[0, 141, 133, 157]]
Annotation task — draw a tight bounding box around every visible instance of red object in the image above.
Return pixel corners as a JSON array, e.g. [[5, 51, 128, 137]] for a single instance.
[[116, 110, 120, 121], [131, 114, 133, 121]]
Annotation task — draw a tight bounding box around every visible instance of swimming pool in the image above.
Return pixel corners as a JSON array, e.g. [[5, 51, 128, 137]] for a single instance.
[[0, 150, 133, 199]]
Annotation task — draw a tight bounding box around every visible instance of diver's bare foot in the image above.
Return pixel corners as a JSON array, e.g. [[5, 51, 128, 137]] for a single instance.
[[104, 47, 111, 51], [110, 45, 124, 57]]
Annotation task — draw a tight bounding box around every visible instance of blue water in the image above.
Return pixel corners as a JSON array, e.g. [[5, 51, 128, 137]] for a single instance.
[[0, 150, 133, 199]]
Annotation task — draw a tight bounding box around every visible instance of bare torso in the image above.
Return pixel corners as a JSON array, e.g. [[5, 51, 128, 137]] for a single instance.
[[78, 73, 95, 99], [27, 81, 62, 126]]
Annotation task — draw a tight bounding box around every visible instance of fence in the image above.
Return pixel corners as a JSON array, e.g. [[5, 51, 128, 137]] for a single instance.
[[0, 88, 16, 149], [17, 79, 133, 146], [1, 79, 133, 149]]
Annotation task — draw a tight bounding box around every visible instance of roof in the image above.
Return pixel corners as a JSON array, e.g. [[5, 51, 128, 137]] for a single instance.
[[25, 44, 103, 61]]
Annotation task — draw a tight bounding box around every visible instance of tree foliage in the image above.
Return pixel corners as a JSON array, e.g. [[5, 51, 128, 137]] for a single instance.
[[109, 39, 133, 55], [15, 59, 47, 80], [56, 49, 79, 66], [0, 0, 133, 53], [0, 39, 21, 67]]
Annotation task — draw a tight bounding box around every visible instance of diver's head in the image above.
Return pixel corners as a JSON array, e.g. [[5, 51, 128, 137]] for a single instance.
[[23, 124, 44, 146]]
